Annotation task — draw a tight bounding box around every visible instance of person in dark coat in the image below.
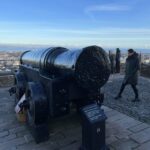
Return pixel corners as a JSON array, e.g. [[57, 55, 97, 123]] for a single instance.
[[109, 50, 115, 74], [115, 49, 140, 102], [115, 48, 121, 73]]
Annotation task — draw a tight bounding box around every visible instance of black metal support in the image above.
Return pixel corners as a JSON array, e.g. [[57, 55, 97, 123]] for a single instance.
[[26, 111, 49, 143], [8, 86, 16, 96]]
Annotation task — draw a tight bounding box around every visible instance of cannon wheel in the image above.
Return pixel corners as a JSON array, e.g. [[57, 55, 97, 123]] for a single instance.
[[14, 72, 26, 104], [25, 82, 49, 143]]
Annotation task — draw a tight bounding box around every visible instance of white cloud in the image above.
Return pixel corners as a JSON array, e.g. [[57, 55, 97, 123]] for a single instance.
[[85, 4, 131, 13], [0, 27, 150, 49], [1, 27, 150, 38], [1, 27, 150, 35], [25, 27, 150, 36]]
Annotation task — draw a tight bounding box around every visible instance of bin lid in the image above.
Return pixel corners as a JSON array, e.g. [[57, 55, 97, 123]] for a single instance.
[[81, 103, 107, 123]]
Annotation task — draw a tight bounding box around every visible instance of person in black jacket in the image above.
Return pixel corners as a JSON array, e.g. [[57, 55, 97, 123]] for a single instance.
[[115, 48, 121, 73], [115, 49, 140, 102]]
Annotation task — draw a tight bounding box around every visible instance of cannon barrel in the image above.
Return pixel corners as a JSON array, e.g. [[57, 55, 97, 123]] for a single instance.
[[21, 46, 110, 89]]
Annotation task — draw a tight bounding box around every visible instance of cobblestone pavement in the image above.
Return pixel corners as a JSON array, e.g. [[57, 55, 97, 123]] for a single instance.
[[0, 85, 150, 150], [103, 74, 150, 124]]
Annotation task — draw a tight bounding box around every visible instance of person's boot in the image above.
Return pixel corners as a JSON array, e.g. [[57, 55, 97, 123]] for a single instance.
[[132, 97, 140, 102], [114, 95, 122, 100]]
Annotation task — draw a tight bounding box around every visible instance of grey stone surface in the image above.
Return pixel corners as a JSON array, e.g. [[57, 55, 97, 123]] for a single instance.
[[0, 137, 26, 150], [106, 135, 118, 145], [107, 112, 126, 122], [9, 126, 26, 134], [0, 131, 9, 138], [0, 77, 150, 150], [111, 139, 139, 150], [130, 128, 150, 144], [129, 123, 149, 133], [0, 134, 16, 143], [24, 134, 34, 143], [136, 141, 150, 150], [60, 141, 81, 150], [103, 75, 150, 124], [106, 121, 132, 140], [114, 117, 141, 129]]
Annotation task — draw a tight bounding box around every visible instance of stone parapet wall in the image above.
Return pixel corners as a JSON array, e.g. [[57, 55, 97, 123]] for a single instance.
[[0, 75, 14, 87], [140, 64, 150, 78]]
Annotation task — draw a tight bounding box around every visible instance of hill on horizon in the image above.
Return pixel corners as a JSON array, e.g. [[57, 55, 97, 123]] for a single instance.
[[0, 44, 149, 53]]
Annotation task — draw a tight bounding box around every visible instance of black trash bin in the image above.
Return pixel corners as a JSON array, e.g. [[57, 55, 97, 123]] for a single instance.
[[80, 104, 109, 150]]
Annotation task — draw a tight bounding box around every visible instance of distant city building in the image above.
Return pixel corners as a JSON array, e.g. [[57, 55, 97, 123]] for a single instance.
[[120, 53, 150, 64], [0, 52, 21, 73]]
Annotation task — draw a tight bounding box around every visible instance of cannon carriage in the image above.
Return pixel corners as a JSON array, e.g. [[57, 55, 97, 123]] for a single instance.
[[10, 45, 110, 143]]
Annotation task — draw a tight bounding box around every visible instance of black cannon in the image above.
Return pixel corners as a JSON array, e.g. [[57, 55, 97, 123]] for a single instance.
[[11, 45, 110, 143]]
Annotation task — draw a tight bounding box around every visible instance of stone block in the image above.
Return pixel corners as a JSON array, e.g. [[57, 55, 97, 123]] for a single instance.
[[129, 123, 149, 133], [130, 128, 150, 144], [111, 139, 139, 150], [136, 141, 150, 150]]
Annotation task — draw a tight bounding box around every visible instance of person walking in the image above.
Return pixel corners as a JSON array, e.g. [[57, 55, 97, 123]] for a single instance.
[[115, 49, 140, 102]]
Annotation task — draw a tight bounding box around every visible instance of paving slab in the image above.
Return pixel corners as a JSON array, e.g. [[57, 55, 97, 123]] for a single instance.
[[110, 139, 139, 150], [136, 141, 150, 150], [129, 123, 149, 133], [130, 128, 150, 144]]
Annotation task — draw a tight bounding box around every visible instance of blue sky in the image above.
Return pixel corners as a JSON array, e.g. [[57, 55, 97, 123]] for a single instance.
[[0, 0, 150, 49]]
